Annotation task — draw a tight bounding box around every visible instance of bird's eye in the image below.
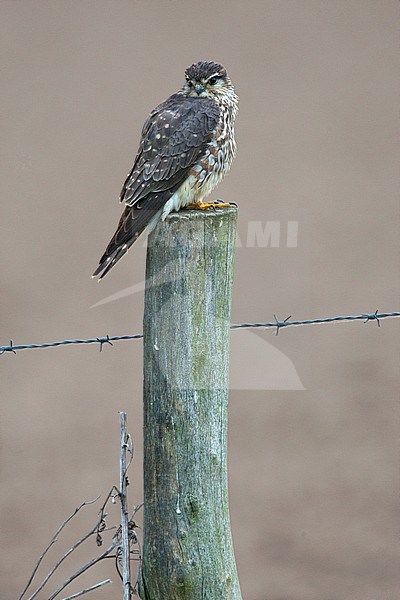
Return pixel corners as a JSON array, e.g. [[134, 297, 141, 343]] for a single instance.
[[208, 76, 219, 86]]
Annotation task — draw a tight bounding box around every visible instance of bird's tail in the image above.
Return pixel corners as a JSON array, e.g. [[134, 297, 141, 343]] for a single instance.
[[92, 203, 163, 280]]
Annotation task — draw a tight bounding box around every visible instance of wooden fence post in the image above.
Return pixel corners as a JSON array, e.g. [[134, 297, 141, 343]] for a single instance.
[[140, 206, 241, 599]]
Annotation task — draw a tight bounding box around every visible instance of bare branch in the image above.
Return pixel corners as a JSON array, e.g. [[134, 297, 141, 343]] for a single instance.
[[47, 540, 118, 600], [18, 496, 100, 600], [26, 505, 115, 600], [119, 412, 132, 599], [60, 579, 111, 600], [19, 415, 142, 600]]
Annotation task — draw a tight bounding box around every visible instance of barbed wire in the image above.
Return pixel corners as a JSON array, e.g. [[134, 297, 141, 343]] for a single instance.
[[1, 310, 399, 357]]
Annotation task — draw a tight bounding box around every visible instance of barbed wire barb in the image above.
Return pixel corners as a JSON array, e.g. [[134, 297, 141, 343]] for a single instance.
[[362, 309, 380, 327], [1, 311, 399, 356], [0, 340, 16, 355], [273, 314, 292, 336], [97, 335, 114, 352]]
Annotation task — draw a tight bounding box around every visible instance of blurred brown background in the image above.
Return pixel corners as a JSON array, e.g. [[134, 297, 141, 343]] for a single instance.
[[1, 1, 399, 598]]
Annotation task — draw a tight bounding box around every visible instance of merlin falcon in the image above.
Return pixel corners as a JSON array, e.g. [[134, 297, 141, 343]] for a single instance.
[[93, 61, 238, 280]]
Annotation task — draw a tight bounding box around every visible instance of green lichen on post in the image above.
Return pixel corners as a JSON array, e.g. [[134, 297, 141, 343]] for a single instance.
[[140, 207, 241, 600]]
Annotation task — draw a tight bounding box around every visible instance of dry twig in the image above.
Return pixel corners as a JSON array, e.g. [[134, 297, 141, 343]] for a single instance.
[[119, 412, 133, 599], [18, 413, 141, 600], [60, 578, 111, 600], [18, 497, 100, 600]]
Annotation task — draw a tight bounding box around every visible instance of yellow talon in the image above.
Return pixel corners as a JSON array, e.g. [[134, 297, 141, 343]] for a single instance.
[[184, 201, 232, 211]]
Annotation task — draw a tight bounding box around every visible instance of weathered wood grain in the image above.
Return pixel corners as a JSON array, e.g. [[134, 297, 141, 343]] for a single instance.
[[140, 206, 241, 599]]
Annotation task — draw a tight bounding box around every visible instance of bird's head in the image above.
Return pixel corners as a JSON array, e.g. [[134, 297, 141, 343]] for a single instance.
[[183, 61, 234, 101]]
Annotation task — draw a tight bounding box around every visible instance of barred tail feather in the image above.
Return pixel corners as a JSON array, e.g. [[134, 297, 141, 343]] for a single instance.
[[92, 199, 165, 280]]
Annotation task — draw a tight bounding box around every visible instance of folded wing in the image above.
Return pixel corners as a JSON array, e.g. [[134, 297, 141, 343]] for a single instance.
[[93, 93, 219, 280]]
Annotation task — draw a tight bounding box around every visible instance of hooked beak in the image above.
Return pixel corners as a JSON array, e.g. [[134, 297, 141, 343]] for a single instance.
[[194, 83, 205, 95]]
